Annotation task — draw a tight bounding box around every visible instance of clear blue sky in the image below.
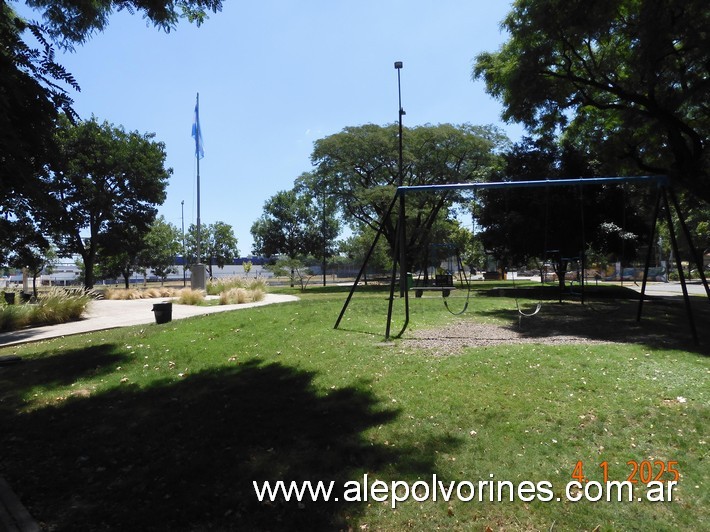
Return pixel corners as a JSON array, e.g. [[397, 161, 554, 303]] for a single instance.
[[19, 0, 522, 254]]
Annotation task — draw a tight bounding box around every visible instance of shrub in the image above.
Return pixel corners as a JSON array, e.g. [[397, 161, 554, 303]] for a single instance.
[[251, 288, 265, 302], [219, 288, 240, 305], [0, 303, 30, 332], [0, 288, 92, 332], [178, 288, 205, 305], [207, 276, 268, 296], [104, 287, 180, 300], [207, 276, 242, 295], [218, 287, 265, 305], [247, 278, 267, 292]]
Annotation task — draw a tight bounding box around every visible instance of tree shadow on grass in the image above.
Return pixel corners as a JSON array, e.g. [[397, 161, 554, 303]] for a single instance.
[[1, 358, 458, 531], [0, 344, 129, 414], [476, 289, 710, 355]]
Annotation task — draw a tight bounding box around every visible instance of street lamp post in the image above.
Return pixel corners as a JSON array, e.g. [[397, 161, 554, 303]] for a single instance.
[[395, 61, 405, 187], [394, 61, 407, 297]]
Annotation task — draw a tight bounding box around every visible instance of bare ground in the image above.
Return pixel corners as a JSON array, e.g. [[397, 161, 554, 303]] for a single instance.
[[401, 298, 710, 355]]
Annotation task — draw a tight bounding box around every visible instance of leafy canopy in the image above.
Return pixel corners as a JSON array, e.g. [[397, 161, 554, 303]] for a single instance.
[[24, 0, 223, 47], [45, 116, 171, 288], [185, 222, 239, 278], [311, 123, 508, 268], [251, 189, 321, 260], [474, 0, 710, 200]]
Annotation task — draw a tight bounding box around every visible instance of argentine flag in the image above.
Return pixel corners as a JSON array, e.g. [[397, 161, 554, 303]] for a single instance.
[[192, 95, 204, 159]]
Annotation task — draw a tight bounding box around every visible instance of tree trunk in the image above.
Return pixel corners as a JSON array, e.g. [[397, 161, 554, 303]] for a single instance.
[[554, 260, 568, 291], [83, 256, 95, 290]]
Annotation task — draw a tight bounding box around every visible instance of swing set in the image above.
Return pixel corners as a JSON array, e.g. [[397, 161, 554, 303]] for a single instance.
[[334, 175, 710, 343]]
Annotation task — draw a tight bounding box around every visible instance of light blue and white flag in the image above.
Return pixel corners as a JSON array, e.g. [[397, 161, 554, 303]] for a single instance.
[[192, 95, 204, 159]]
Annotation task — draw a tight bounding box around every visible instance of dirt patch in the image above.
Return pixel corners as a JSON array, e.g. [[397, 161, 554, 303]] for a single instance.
[[401, 299, 704, 355], [402, 320, 618, 354]]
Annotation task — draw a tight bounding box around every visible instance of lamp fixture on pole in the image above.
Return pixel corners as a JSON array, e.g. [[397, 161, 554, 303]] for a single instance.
[[394, 61, 405, 187]]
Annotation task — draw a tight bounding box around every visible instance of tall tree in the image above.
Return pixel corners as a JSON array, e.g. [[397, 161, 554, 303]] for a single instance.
[[311, 123, 507, 269], [251, 189, 320, 259], [251, 189, 322, 286], [473, 0, 710, 201], [294, 172, 341, 283], [339, 229, 392, 279], [138, 216, 182, 284], [185, 222, 239, 279], [45, 116, 171, 289], [3, 215, 55, 297], [96, 220, 150, 287]]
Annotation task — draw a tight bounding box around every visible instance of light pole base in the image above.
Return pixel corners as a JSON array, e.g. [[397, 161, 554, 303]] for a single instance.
[[191, 264, 207, 290]]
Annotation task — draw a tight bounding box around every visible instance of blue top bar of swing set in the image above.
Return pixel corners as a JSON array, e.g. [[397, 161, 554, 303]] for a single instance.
[[396, 175, 668, 195]]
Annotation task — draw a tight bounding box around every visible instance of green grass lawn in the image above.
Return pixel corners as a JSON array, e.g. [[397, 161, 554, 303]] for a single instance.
[[0, 284, 707, 531]]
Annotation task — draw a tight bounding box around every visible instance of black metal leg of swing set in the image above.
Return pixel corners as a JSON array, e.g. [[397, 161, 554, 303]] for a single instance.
[[579, 185, 586, 305], [637, 186, 698, 344], [580, 255, 586, 305], [385, 226, 400, 340], [662, 187, 698, 344], [637, 188, 661, 322], [334, 194, 398, 330], [385, 195, 410, 340], [667, 187, 710, 300]]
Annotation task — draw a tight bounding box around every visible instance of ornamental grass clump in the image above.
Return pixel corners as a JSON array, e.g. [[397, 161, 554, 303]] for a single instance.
[[247, 278, 267, 293], [207, 276, 268, 296], [218, 287, 265, 305], [105, 287, 179, 300], [219, 288, 247, 305], [207, 276, 243, 295], [32, 288, 91, 324], [0, 288, 91, 331], [0, 302, 30, 331], [177, 288, 205, 305]]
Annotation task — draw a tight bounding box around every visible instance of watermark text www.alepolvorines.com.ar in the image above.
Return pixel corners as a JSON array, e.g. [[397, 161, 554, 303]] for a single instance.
[[254, 474, 678, 509]]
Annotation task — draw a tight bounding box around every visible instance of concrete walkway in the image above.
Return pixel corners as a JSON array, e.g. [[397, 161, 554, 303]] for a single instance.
[[0, 294, 299, 348], [626, 280, 709, 297]]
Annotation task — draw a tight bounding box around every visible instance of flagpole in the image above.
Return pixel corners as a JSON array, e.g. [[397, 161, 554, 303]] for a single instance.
[[191, 92, 206, 290], [195, 92, 201, 265]]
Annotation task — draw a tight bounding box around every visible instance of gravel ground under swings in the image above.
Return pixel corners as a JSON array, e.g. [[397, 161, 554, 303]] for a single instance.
[[400, 298, 703, 355]]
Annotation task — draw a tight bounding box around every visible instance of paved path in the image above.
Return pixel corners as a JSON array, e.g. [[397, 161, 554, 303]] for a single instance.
[[521, 277, 709, 297], [626, 281, 709, 297], [0, 294, 298, 348]]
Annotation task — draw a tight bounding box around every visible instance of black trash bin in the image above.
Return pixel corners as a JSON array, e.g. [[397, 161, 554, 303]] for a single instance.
[[3, 292, 15, 305], [152, 302, 173, 324]]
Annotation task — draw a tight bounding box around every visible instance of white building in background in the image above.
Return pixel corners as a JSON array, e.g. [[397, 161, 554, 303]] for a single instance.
[[41, 264, 82, 286], [29, 257, 273, 286]]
